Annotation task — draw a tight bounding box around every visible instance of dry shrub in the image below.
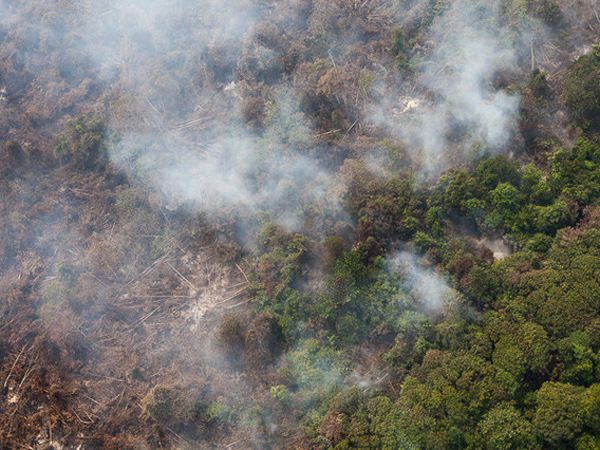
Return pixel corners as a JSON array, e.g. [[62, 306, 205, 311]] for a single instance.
[[239, 83, 272, 128], [99, 435, 135, 450], [319, 411, 348, 447], [218, 314, 246, 362], [140, 384, 197, 427], [86, 239, 125, 278], [244, 313, 285, 366]]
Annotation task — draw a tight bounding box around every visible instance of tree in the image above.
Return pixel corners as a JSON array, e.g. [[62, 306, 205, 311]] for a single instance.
[[581, 384, 600, 434], [490, 182, 524, 214], [140, 384, 199, 428], [476, 156, 522, 190], [533, 382, 584, 447], [479, 403, 532, 449], [563, 44, 600, 131]]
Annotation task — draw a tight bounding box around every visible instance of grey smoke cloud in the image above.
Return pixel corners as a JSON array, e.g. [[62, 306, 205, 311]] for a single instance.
[[0, 2, 338, 258], [29, 0, 340, 233], [106, 84, 342, 233], [112, 128, 337, 229], [391, 251, 456, 311], [369, 0, 521, 175], [1, 0, 527, 228], [82, 0, 259, 77]]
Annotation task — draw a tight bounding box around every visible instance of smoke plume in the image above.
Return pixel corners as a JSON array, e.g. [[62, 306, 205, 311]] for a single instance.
[[369, 0, 522, 176], [391, 251, 457, 311]]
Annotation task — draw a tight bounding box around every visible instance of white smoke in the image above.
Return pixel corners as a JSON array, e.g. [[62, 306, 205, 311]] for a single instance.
[[369, 0, 522, 176], [390, 251, 457, 311]]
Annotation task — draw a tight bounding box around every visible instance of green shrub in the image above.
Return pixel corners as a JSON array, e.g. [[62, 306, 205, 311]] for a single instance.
[[54, 115, 108, 169], [206, 402, 237, 425], [270, 385, 291, 407]]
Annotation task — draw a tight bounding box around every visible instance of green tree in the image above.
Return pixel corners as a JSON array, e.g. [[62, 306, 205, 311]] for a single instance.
[[533, 382, 584, 447], [581, 384, 600, 434], [490, 182, 524, 214], [476, 156, 522, 190], [479, 403, 532, 449], [563, 44, 600, 130]]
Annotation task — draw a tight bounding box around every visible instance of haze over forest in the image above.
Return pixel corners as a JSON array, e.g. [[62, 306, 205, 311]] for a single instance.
[[0, 0, 600, 448]]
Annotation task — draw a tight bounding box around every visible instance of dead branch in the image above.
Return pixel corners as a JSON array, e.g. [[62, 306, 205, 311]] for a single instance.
[[80, 394, 101, 406], [17, 356, 36, 392], [346, 119, 359, 134], [167, 263, 198, 291], [235, 262, 250, 283], [129, 305, 163, 332], [71, 408, 94, 424], [4, 345, 27, 388], [316, 129, 342, 137], [225, 298, 251, 309], [216, 288, 248, 305], [103, 388, 126, 408], [164, 425, 191, 449]]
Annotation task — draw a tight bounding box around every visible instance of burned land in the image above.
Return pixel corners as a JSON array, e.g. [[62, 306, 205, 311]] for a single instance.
[[1, 0, 600, 449]]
